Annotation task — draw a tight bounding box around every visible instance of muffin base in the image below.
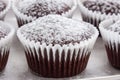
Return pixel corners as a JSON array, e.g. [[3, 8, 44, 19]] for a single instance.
[[105, 43, 120, 69], [0, 48, 9, 72], [24, 47, 91, 78]]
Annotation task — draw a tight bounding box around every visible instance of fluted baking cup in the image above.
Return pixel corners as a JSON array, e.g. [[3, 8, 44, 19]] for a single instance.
[[17, 23, 98, 78]]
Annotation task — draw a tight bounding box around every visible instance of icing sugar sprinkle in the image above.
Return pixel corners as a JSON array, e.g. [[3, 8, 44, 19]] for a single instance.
[[107, 20, 120, 34], [20, 15, 95, 45], [84, 0, 120, 15], [17, 0, 71, 18], [0, 25, 9, 40]]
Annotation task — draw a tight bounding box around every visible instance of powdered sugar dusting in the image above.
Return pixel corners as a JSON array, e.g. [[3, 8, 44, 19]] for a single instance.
[[83, 0, 120, 15], [20, 15, 95, 45], [106, 20, 120, 34], [17, 0, 71, 18], [0, 25, 9, 40]]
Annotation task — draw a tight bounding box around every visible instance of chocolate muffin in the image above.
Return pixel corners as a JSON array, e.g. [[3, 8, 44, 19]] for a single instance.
[[13, 0, 77, 27], [0, 21, 15, 72], [99, 18, 120, 69], [78, 0, 120, 29], [17, 15, 99, 78]]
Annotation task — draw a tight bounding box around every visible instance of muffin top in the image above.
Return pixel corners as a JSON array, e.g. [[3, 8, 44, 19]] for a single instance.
[[0, 1, 6, 12], [83, 0, 120, 15], [19, 15, 95, 45], [106, 20, 120, 34], [0, 25, 9, 40], [17, 0, 71, 18]]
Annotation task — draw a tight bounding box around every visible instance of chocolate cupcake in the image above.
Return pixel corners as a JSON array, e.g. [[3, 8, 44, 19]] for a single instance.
[[78, 0, 120, 29], [99, 18, 120, 69], [0, 0, 11, 20], [12, 0, 77, 27], [17, 15, 98, 78], [0, 21, 15, 72]]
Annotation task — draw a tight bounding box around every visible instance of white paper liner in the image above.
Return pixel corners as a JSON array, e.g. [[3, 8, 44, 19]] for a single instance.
[[78, 0, 120, 27], [99, 18, 120, 53], [17, 24, 99, 62], [0, 21, 15, 54], [0, 0, 11, 20], [12, 0, 77, 26]]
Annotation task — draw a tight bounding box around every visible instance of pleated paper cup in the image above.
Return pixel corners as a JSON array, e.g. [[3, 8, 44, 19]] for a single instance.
[[12, 0, 77, 27], [0, 21, 15, 72], [99, 18, 120, 69], [17, 23, 99, 78]]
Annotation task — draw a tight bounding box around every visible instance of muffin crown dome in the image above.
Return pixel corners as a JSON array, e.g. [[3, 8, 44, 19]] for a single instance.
[[17, 0, 71, 18], [19, 15, 95, 45], [83, 0, 120, 15]]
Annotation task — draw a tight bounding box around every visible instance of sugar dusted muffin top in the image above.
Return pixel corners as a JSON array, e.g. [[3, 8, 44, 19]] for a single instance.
[[19, 15, 95, 45], [83, 0, 120, 15], [17, 0, 71, 18]]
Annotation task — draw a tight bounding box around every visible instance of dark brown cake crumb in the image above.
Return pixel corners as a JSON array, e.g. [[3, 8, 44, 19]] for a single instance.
[[83, 0, 120, 15]]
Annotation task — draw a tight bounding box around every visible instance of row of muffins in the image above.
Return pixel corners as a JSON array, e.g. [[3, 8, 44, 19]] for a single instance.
[[0, 0, 120, 78], [1, 0, 120, 27], [0, 0, 77, 23]]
